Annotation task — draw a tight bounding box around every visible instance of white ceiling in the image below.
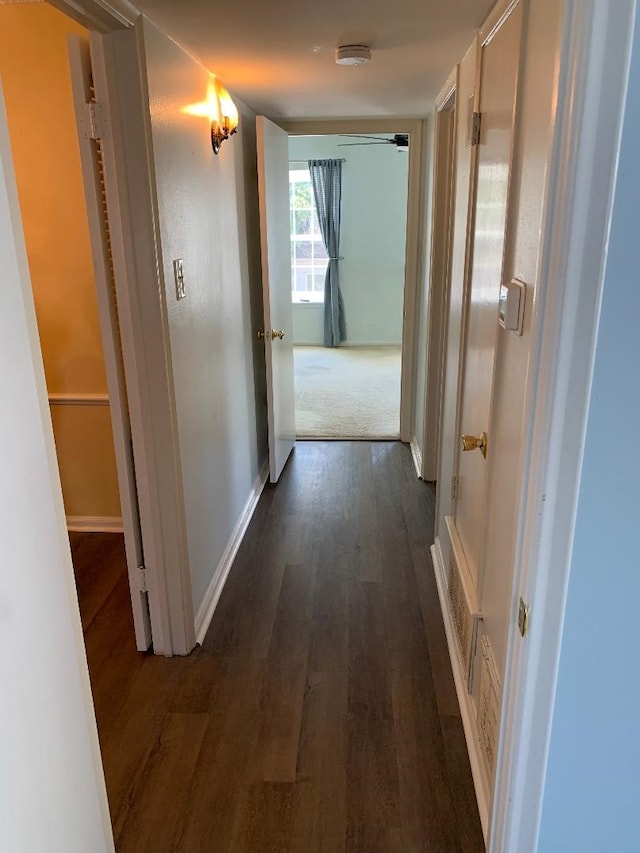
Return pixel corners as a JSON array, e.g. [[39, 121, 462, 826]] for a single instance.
[[134, 0, 494, 119]]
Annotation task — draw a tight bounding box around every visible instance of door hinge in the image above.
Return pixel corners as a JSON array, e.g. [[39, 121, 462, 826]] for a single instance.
[[451, 475, 458, 501], [81, 102, 108, 141], [137, 564, 149, 593], [471, 111, 482, 147], [518, 597, 530, 638]]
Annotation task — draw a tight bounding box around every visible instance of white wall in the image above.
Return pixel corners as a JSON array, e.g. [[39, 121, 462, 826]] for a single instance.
[[538, 14, 640, 847], [0, 87, 113, 852], [288, 134, 408, 346], [143, 19, 268, 615]]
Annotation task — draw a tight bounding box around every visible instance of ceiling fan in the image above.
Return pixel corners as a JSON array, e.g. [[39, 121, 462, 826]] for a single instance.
[[338, 133, 409, 150]]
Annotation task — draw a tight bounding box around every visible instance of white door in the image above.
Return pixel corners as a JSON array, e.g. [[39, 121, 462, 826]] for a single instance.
[[256, 116, 296, 482], [453, 2, 523, 589], [68, 35, 152, 651]]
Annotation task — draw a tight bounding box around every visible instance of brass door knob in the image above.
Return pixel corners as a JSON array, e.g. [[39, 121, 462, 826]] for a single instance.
[[257, 330, 265, 340], [271, 329, 285, 340], [461, 431, 488, 458]]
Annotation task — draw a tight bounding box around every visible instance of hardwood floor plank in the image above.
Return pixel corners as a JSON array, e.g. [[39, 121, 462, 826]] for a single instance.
[[171, 658, 265, 852], [308, 575, 349, 673], [231, 781, 298, 853], [391, 667, 463, 851], [440, 714, 486, 852], [202, 514, 286, 660], [349, 442, 383, 583], [81, 569, 147, 746], [115, 712, 209, 853], [100, 656, 184, 840], [345, 822, 407, 852], [410, 541, 462, 718], [347, 581, 401, 830], [69, 532, 126, 631], [377, 504, 432, 673], [290, 668, 348, 852], [255, 561, 316, 782]]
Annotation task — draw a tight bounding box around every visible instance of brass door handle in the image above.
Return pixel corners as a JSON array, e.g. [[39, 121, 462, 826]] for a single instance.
[[461, 432, 488, 458], [257, 330, 265, 340], [271, 329, 285, 340]]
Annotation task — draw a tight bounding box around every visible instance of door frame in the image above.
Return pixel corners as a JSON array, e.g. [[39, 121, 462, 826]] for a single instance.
[[433, 42, 479, 547], [50, 0, 195, 656], [489, 0, 637, 849], [67, 33, 152, 650], [420, 71, 457, 481], [281, 117, 425, 443], [256, 115, 297, 483]]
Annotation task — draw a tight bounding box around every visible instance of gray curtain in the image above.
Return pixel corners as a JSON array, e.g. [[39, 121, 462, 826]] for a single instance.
[[308, 159, 346, 347]]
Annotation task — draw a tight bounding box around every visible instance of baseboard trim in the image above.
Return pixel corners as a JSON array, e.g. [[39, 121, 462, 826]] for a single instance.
[[410, 436, 423, 479], [194, 463, 269, 645], [431, 537, 490, 841], [296, 434, 400, 442], [293, 342, 402, 348], [66, 515, 124, 533]]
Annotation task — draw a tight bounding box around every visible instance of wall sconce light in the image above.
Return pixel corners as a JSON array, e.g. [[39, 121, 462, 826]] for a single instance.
[[211, 79, 239, 154], [183, 77, 239, 155]]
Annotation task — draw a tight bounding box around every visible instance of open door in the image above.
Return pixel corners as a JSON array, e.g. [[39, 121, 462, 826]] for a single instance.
[[256, 116, 296, 483], [68, 35, 152, 651]]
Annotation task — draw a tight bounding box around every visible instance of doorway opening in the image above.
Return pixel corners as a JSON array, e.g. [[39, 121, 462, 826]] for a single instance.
[[0, 2, 144, 662], [288, 133, 410, 440]]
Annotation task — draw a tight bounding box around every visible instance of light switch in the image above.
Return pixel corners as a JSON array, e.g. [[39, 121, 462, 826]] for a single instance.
[[173, 258, 186, 300], [499, 278, 526, 334]]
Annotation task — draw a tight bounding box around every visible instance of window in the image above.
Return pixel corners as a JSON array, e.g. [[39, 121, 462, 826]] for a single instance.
[[289, 168, 327, 303]]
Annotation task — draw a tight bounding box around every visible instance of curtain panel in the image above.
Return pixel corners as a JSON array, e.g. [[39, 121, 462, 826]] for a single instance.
[[308, 158, 346, 347]]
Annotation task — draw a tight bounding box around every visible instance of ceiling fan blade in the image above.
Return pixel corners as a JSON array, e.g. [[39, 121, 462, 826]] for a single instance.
[[337, 140, 396, 147], [339, 134, 394, 141]]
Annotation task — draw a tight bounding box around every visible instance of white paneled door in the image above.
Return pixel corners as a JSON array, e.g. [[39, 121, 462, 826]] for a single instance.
[[257, 116, 296, 482], [453, 2, 523, 591]]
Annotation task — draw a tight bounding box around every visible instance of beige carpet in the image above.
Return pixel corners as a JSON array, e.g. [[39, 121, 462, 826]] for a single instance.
[[294, 346, 401, 438]]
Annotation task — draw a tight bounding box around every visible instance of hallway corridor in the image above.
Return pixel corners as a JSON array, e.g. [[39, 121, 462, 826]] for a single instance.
[[78, 442, 484, 852]]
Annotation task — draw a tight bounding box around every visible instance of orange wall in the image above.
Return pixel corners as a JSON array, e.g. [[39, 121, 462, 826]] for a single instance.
[[0, 3, 121, 520]]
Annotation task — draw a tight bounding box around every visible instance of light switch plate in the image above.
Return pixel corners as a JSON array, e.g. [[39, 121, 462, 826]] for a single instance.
[[173, 258, 186, 300], [499, 277, 526, 334]]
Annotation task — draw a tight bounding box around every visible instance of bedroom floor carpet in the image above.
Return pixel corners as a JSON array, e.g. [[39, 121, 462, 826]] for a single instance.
[[294, 345, 401, 439]]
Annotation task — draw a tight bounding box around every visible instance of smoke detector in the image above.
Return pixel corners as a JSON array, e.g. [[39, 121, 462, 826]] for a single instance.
[[335, 44, 371, 66]]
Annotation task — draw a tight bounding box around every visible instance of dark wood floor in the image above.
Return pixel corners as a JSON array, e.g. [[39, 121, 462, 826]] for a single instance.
[[71, 441, 484, 852]]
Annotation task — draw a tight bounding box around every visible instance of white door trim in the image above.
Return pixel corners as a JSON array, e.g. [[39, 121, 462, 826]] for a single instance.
[[489, 1, 637, 849], [53, 0, 195, 656], [421, 73, 457, 480], [49, 0, 138, 31], [433, 44, 478, 535], [445, 41, 481, 527], [67, 33, 153, 650], [435, 68, 457, 113], [281, 118, 425, 443]]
